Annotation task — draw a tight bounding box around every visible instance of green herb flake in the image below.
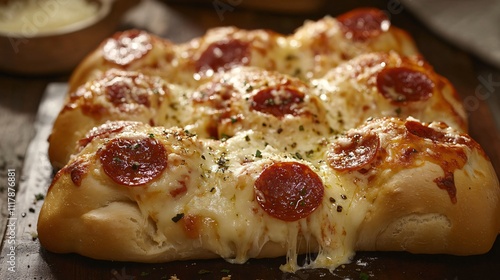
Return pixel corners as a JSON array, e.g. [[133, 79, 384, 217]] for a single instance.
[[220, 134, 231, 142], [132, 143, 141, 149], [255, 150, 262, 158], [149, 133, 155, 139], [184, 130, 197, 137], [359, 272, 370, 280], [294, 152, 303, 160], [216, 154, 229, 170], [131, 162, 140, 170], [35, 193, 45, 201], [305, 150, 314, 158], [198, 269, 212, 275]]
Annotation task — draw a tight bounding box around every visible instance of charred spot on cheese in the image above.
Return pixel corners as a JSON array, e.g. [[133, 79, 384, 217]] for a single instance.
[[337, 8, 390, 41], [254, 162, 324, 221], [99, 137, 168, 186], [102, 30, 153, 66], [250, 86, 305, 118], [376, 67, 434, 104], [196, 39, 250, 73], [327, 131, 380, 171]]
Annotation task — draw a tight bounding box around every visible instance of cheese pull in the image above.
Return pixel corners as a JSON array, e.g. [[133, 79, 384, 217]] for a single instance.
[[38, 117, 500, 272]]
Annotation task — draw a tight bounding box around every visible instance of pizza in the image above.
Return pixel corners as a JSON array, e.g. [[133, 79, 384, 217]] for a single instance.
[[38, 8, 500, 273]]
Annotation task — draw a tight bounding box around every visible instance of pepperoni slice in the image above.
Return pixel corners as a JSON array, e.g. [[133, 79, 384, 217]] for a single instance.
[[99, 137, 167, 186], [404, 120, 452, 143], [328, 131, 380, 171], [254, 162, 324, 221], [404, 119, 471, 204], [69, 160, 88, 187], [48, 160, 88, 191], [337, 8, 390, 41], [60, 159, 88, 187], [78, 121, 139, 149], [405, 120, 475, 146], [377, 67, 434, 103], [195, 39, 250, 73], [103, 30, 153, 66], [192, 81, 235, 109], [250, 86, 305, 118], [105, 77, 151, 110]]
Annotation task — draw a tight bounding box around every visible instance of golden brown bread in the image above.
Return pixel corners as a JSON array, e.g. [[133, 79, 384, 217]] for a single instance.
[[38, 118, 500, 271], [356, 152, 500, 254]]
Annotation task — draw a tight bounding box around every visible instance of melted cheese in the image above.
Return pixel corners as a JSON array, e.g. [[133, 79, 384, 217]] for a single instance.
[[71, 122, 373, 271]]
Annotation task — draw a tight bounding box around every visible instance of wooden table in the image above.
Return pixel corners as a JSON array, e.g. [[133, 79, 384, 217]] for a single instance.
[[1, 1, 499, 279]]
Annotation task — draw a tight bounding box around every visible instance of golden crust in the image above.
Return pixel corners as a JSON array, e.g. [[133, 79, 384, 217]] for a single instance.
[[356, 155, 500, 254]]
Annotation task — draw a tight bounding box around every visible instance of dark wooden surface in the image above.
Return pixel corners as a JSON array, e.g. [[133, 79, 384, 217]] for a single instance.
[[1, 1, 500, 279]]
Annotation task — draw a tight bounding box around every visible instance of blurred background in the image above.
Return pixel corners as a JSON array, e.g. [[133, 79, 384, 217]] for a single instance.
[[1, 0, 499, 73]]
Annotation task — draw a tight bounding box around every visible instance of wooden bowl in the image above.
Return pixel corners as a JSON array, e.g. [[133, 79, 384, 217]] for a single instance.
[[0, 0, 136, 75]]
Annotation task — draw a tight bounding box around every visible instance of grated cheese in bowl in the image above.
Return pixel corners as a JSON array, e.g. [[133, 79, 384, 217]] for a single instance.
[[0, 0, 105, 36]]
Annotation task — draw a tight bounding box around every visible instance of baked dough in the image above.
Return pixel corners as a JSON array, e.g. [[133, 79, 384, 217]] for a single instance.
[[38, 117, 500, 271]]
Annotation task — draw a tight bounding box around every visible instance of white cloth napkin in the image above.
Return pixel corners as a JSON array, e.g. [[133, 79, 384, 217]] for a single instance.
[[402, 0, 500, 68]]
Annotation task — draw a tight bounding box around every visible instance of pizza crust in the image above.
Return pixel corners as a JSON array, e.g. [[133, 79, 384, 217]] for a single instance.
[[357, 153, 500, 254]]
